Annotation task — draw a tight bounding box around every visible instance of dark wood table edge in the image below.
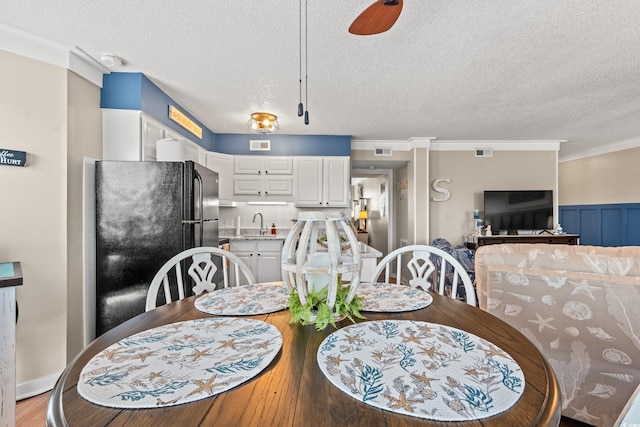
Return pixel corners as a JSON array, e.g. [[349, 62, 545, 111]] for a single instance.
[[46, 293, 561, 426]]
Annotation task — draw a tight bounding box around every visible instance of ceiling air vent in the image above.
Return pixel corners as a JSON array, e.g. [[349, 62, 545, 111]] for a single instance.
[[250, 140, 271, 151], [374, 147, 392, 156], [474, 148, 493, 158]]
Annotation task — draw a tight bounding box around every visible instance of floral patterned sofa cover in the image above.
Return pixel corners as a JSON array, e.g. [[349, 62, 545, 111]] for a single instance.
[[474, 243, 640, 427]]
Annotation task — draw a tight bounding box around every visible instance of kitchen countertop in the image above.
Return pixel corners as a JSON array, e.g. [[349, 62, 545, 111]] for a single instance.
[[221, 230, 382, 258]]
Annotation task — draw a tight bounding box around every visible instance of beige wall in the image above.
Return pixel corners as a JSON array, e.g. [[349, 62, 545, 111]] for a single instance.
[[0, 50, 101, 388], [67, 72, 102, 360], [559, 146, 640, 205], [429, 150, 557, 245]]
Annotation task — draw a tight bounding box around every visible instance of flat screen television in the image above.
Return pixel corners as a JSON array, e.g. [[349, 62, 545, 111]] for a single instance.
[[483, 190, 553, 234]]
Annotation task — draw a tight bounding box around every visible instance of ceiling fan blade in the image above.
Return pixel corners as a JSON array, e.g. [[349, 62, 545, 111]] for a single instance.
[[349, 0, 403, 36]]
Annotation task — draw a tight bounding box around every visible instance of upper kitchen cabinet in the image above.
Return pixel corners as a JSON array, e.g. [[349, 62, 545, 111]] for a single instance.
[[103, 110, 206, 164], [156, 138, 207, 166], [234, 156, 293, 175], [233, 156, 294, 200], [206, 152, 234, 206], [103, 110, 157, 160], [294, 157, 350, 207]]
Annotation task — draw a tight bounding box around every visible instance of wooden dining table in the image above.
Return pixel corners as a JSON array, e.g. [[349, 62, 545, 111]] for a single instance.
[[47, 289, 561, 427]]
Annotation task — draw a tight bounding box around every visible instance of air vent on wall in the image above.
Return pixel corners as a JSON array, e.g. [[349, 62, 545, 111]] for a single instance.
[[374, 147, 392, 156], [474, 148, 493, 158], [250, 140, 271, 151]]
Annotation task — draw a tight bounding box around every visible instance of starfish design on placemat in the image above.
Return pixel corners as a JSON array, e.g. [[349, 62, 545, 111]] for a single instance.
[[417, 344, 438, 358], [383, 390, 423, 413], [216, 338, 237, 350], [101, 347, 125, 360], [187, 375, 226, 397], [344, 333, 361, 345], [135, 351, 156, 363], [156, 397, 180, 406], [482, 345, 509, 359], [400, 330, 423, 345], [371, 350, 385, 361], [255, 341, 271, 350], [326, 354, 348, 367], [464, 367, 480, 378], [410, 371, 437, 387], [190, 348, 213, 361], [148, 371, 164, 380]]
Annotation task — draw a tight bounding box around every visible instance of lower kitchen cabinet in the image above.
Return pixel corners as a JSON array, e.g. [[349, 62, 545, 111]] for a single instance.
[[229, 239, 284, 285]]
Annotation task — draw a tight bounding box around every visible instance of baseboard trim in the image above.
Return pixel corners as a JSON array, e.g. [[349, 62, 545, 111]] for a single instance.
[[17, 372, 61, 400]]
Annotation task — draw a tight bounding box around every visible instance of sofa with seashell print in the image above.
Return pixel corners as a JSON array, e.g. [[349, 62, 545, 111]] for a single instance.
[[474, 243, 640, 427]]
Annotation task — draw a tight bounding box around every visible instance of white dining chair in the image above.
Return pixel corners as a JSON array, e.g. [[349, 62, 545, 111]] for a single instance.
[[372, 244, 477, 306], [145, 246, 257, 311]]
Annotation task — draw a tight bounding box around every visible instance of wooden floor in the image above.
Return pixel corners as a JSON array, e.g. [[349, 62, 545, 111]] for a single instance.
[[17, 391, 594, 427]]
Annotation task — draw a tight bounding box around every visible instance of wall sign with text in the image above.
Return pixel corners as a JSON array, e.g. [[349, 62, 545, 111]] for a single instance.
[[0, 149, 27, 167]]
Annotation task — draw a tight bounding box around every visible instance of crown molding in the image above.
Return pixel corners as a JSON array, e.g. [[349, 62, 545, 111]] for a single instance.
[[430, 140, 562, 151], [351, 138, 561, 152], [351, 137, 435, 151], [559, 136, 640, 162], [0, 23, 105, 87]]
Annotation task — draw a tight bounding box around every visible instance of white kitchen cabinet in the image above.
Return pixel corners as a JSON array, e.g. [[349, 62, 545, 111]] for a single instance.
[[234, 156, 293, 175], [206, 152, 234, 205], [103, 110, 179, 161], [156, 138, 207, 166], [233, 175, 293, 196], [294, 157, 350, 207], [229, 239, 284, 285], [233, 156, 293, 199]]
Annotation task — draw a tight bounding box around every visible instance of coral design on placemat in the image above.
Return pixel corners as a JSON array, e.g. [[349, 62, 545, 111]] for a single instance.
[[317, 320, 524, 421]]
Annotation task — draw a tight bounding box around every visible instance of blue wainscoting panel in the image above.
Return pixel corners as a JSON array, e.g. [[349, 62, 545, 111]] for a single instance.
[[559, 203, 640, 246], [628, 208, 640, 244], [602, 208, 623, 247]]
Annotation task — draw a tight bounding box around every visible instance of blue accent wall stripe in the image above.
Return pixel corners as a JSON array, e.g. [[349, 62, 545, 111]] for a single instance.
[[215, 134, 351, 156], [101, 72, 215, 151], [101, 73, 142, 110], [559, 203, 640, 246], [101, 73, 350, 156]]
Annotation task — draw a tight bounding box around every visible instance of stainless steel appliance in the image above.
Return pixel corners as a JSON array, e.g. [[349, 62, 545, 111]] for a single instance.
[[95, 160, 219, 335]]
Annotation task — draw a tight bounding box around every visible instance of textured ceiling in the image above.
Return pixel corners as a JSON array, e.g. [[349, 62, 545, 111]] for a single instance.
[[2, 0, 640, 159]]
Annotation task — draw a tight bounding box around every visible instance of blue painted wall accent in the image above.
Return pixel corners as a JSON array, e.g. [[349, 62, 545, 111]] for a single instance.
[[101, 73, 215, 151], [100, 73, 142, 110], [559, 203, 640, 246], [215, 133, 351, 156]]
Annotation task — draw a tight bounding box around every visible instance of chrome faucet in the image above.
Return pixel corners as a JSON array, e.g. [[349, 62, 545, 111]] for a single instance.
[[253, 212, 266, 235]]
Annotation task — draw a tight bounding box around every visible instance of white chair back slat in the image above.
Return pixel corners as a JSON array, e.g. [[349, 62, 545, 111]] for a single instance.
[[372, 244, 476, 306], [146, 246, 257, 311], [176, 262, 185, 301], [162, 275, 172, 304]]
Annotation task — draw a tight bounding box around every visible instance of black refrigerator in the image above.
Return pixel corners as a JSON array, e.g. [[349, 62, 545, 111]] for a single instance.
[[95, 160, 219, 336]]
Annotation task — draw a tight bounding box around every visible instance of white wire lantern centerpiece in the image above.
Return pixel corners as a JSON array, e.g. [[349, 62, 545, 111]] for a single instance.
[[282, 210, 365, 330]]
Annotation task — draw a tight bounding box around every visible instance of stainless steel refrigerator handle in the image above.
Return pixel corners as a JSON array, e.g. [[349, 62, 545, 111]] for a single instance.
[[194, 169, 204, 247]]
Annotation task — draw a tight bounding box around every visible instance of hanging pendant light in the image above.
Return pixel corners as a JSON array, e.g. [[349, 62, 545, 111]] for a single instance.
[[297, 0, 310, 125], [297, 0, 304, 117]]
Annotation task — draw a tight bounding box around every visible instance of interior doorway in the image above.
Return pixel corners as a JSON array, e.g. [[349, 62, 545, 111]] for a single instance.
[[351, 168, 394, 257]]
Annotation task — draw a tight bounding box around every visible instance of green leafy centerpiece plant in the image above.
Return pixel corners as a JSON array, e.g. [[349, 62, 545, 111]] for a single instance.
[[288, 276, 365, 331], [281, 211, 365, 331]]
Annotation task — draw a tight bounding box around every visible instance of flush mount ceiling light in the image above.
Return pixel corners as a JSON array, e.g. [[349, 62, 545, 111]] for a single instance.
[[248, 112, 279, 134]]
